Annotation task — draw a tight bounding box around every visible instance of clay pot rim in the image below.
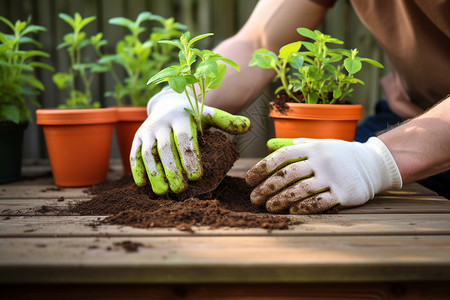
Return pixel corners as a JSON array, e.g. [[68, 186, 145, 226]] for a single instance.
[[36, 108, 117, 125], [116, 106, 147, 122], [269, 102, 362, 121]]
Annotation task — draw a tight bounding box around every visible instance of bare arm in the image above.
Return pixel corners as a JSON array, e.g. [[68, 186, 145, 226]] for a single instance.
[[205, 0, 329, 113], [378, 96, 450, 183]]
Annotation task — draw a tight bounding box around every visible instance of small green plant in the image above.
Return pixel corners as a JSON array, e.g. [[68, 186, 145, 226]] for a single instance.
[[100, 12, 186, 107], [147, 31, 240, 132], [249, 27, 384, 104], [0, 16, 53, 123], [53, 12, 108, 108]]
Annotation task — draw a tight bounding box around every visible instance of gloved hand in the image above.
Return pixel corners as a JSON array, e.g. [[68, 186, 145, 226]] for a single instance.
[[246, 137, 402, 214], [130, 88, 251, 195]]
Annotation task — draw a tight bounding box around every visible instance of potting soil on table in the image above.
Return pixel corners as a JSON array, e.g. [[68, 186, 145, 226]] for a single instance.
[[71, 174, 299, 232], [70, 130, 300, 231]]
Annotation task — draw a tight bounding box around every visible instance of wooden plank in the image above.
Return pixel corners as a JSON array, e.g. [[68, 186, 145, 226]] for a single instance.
[[1, 236, 449, 283], [1, 214, 450, 237], [2, 282, 450, 300]]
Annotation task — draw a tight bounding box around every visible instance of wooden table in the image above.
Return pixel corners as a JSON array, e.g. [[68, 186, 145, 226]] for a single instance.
[[1, 159, 450, 299]]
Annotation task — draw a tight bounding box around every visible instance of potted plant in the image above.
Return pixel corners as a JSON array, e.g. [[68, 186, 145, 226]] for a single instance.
[[0, 16, 53, 183], [36, 13, 117, 187], [249, 27, 384, 141], [100, 12, 186, 173]]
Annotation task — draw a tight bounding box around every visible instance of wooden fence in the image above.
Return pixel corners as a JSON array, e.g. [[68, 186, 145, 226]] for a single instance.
[[1, 0, 387, 159]]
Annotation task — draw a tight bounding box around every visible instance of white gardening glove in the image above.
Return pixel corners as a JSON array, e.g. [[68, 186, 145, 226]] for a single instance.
[[245, 137, 402, 214], [130, 88, 250, 195]]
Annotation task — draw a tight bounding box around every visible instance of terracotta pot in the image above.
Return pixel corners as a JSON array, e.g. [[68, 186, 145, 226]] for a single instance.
[[115, 106, 147, 173], [36, 108, 117, 187], [0, 122, 28, 183], [269, 102, 362, 141]]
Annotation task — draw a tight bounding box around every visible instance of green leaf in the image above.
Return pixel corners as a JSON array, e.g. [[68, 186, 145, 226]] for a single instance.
[[22, 25, 47, 35], [109, 17, 133, 27], [136, 12, 153, 25], [169, 76, 187, 93], [279, 41, 301, 59], [359, 57, 384, 68], [196, 60, 218, 78], [79, 15, 96, 30], [188, 33, 214, 47], [58, 13, 74, 27], [184, 108, 194, 116], [53, 72, 72, 89], [301, 41, 316, 52], [218, 57, 240, 71], [288, 53, 304, 69], [147, 66, 178, 85], [333, 89, 342, 99], [207, 64, 226, 89], [344, 58, 362, 75], [297, 27, 317, 40], [249, 49, 278, 69], [0, 16, 15, 31], [2, 105, 21, 124], [158, 40, 183, 51]]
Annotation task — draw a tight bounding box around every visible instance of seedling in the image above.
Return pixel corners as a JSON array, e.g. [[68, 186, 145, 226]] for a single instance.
[[101, 12, 186, 107], [0, 16, 53, 123], [147, 31, 240, 132], [53, 13, 108, 108], [249, 27, 384, 104]]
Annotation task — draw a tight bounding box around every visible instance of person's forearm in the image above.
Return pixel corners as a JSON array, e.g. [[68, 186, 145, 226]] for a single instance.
[[204, 0, 328, 113], [378, 96, 450, 183]]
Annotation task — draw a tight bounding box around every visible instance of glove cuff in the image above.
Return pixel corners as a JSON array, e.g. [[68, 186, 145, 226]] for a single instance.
[[147, 87, 195, 116], [366, 137, 403, 190]]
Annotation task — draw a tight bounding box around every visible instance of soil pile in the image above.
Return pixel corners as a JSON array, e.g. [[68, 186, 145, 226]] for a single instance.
[[72, 175, 299, 232], [70, 130, 300, 231]]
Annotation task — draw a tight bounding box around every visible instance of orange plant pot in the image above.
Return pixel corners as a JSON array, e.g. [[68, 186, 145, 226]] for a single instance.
[[36, 108, 117, 187], [115, 107, 147, 173], [269, 102, 362, 141]]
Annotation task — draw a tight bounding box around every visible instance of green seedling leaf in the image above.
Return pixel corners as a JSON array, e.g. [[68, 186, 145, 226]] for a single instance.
[[108, 17, 133, 27], [288, 53, 304, 69], [147, 66, 178, 85], [196, 60, 218, 78], [359, 57, 384, 68], [297, 27, 317, 40], [344, 58, 362, 75], [219, 57, 240, 71], [188, 32, 214, 47], [207, 64, 227, 89], [279, 41, 302, 59], [169, 76, 187, 93], [52, 72, 72, 89]]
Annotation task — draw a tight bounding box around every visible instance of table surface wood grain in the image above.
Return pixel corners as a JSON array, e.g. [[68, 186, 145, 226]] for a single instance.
[[1, 158, 449, 286]]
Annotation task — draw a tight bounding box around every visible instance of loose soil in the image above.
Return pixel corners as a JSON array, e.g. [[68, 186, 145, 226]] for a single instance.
[[70, 130, 301, 232], [272, 91, 352, 114]]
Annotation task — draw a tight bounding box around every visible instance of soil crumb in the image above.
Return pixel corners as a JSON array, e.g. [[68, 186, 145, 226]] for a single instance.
[[71, 175, 300, 231]]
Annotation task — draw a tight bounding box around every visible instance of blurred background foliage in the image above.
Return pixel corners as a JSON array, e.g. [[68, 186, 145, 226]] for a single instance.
[[1, 0, 388, 159]]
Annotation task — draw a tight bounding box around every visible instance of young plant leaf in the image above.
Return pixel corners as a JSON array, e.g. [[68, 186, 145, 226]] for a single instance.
[[169, 75, 187, 93], [279, 41, 302, 59], [344, 58, 362, 75]]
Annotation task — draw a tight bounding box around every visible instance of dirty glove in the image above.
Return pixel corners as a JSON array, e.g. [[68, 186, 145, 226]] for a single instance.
[[130, 88, 251, 195], [246, 137, 402, 214]]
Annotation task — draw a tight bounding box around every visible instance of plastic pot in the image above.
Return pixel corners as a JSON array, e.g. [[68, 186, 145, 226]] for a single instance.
[[269, 102, 362, 141], [0, 122, 27, 183], [115, 106, 147, 173], [36, 108, 117, 187]]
